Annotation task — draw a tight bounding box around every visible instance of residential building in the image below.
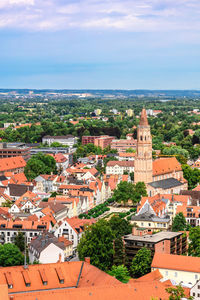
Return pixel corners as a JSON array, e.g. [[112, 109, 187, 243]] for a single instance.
[[0, 143, 30, 161], [110, 139, 137, 152], [190, 280, 200, 299], [0, 220, 51, 244], [54, 217, 95, 253], [29, 232, 72, 264], [42, 135, 78, 147], [126, 109, 134, 117], [152, 253, 200, 286], [82, 135, 114, 149], [124, 229, 187, 265], [0, 156, 26, 175], [130, 213, 171, 231], [106, 161, 134, 175], [118, 152, 135, 161], [176, 205, 200, 227]]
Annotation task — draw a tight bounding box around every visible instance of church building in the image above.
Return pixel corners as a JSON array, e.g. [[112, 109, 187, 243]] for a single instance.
[[134, 109, 188, 196]]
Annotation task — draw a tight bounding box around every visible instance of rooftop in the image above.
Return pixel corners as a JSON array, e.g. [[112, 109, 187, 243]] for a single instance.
[[124, 231, 182, 243], [149, 178, 183, 189]]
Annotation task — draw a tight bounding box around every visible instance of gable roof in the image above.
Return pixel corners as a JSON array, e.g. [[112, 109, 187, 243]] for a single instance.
[[153, 157, 182, 176], [152, 253, 200, 273], [0, 156, 26, 172], [107, 161, 134, 167]]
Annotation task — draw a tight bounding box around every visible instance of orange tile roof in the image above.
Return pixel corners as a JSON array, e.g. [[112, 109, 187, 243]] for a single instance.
[[65, 217, 96, 234], [153, 157, 182, 176], [0, 156, 26, 173], [0, 219, 50, 230], [119, 152, 135, 157], [58, 236, 73, 247], [176, 205, 200, 218], [193, 185, 200, 191], [0, 261, 119, 295], [107, 161, 134, 167], [152, 253, 200, 273]]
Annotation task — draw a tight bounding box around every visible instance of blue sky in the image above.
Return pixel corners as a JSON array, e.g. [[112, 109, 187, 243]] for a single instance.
[[0, 0, 200, 89]]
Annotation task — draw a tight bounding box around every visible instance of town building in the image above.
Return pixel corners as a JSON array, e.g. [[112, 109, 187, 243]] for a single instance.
[[106, 161, 134, 175], [110, 138, 137, 152], [0, 219, 51, 244], [54, 217, 95, 254], [118, 152, 135, 161], [42, 135, 78, 147], [0, 156, 26, 176], [130, 212, 171, 231], [124, 229, 187, 265], [29, 232, 72, 264], [152, 253, 200, 287], [82, 135, 114, 149], [0, 143, 30, 161]]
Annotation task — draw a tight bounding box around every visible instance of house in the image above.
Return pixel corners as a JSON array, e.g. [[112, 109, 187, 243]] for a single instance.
[[118, 152, 135, 161], [130, 212, 171, 231], [0, 156, 26, 175], [106, 161, 134, 175], [0, 219, 51, 244], [35, 202, 69, 222], [49, 153, 69, 171], [190, 280, 200, 299], [34, 174, 58, 193], [54, 217, 96, 254], [176, 205, 200, 227], [29, 232, 72, 264], [42, 135, 78, 147], [110, 138, 137, 152], [152, 253, 200, 286]]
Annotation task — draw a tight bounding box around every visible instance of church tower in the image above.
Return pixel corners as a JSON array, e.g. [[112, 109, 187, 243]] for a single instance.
[[134, 108, 153, 184]]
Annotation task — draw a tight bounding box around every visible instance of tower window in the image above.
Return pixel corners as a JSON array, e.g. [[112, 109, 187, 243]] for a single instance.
[[140, 136, 143, 141]]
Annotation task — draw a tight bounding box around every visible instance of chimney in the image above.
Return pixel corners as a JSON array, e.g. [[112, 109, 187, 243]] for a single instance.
[[84, 257, 90, 264], [132, 227, 138, 236], [58, 253, 62, 263]]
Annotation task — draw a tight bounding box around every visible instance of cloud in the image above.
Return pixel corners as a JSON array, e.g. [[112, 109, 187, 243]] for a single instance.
[[0, 0, 200, 33]]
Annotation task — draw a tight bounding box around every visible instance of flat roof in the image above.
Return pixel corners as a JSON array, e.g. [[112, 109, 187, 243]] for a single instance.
[[124, 231, 182, 243]]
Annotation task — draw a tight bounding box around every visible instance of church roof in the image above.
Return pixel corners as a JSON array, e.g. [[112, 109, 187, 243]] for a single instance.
[[153, 157, 182, 176], [139, 108, 148, 126], [148, 178, 183, 189]]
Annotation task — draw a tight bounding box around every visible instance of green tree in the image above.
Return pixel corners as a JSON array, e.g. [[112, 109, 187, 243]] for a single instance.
[[188, 227, 200, 257], [172, 213, 187, 232], [108, 216, 132, 238], [130, 247, 152, 278], [24, 152, 57, 181], [166, 284, 193, 300], [108, 265, 130, 283], [113, 236, 126, 266], [126, 148, 136, 153], [182, 164, 200, 190], [14, 232, 25, 252], [0, 243, 24, 267], [77, 220, 114, 271]]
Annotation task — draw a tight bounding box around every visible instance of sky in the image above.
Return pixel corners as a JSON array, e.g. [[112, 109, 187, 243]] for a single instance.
[[0, 0, 200, 89]]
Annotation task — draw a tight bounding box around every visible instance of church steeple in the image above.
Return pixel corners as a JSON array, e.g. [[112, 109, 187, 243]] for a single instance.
[[134, 108, 153, 184], [139, 108, 148, 126]]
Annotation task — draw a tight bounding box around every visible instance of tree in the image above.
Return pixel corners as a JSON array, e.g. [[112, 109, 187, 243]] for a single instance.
[[188, 227, 200, 257], [182, 164, 200, 190], [166, 284, 192, 300], [0, 243, 24, 267], [77, 220, 114, 271], [14, 232, 25, 252], [108, 265, 130, 283], [130, 247, 152, 278], [172, 213, 187, 232], [24, 152, 57, 181], [126, 148, 136, 153], [108, 216, 132, 238], [113, 236, 126, 266]]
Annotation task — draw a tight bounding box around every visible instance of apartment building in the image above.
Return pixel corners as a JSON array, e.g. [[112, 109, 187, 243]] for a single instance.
[[124, 229, 187, 265], [106, 161, 134, 175]]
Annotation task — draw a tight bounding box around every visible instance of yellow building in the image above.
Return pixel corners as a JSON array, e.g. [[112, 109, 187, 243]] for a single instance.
[[126, 109, 134, 117]]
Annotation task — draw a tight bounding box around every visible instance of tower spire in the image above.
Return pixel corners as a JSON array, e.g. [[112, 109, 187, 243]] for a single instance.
[[139, 108, 148, 126]]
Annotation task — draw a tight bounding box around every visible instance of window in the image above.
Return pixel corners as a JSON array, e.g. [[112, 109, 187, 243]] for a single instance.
[[148, 223, 151, 226], [174, 272, 177, 277], [195, 275, 198, 280], [165, 271, 168, 276], [198, 285, 200, 289], [193, 293, 195, 297]]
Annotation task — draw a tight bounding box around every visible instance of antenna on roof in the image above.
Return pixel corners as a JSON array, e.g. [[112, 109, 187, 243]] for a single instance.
[[24, 231, 28, 269]]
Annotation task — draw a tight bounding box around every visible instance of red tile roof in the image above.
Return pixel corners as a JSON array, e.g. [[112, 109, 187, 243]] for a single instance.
[[153, 157, 182, 176], [0, 156, 26, 173], [107, 161, 134, 167], [152, 253, 200, 273]]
